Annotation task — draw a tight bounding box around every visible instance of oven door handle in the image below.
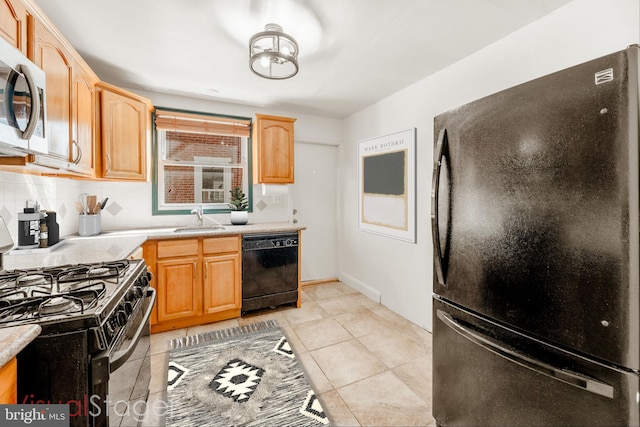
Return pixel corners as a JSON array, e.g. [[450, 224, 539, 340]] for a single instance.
[[110, 287, 156, 372]]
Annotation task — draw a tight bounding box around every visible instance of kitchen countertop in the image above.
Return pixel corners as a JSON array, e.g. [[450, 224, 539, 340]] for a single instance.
[[112, 221, 306, 240], [0, 325, 41, 368], [2, 222, 304, 270], [3, 234, 147, 270]]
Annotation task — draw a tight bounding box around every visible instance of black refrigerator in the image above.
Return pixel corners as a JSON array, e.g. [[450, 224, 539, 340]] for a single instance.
[[431, 44, 640, 426]]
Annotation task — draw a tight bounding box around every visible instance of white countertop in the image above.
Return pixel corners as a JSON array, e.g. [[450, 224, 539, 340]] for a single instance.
[[3, 234, 146, 270], [2, 222, 304, 270]]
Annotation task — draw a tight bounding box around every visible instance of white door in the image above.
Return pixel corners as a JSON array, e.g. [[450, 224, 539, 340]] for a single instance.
[[292, 142, 338, 281]]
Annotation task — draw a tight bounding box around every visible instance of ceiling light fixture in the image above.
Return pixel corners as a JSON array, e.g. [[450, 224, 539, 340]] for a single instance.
[[249, 23, 299, 80]]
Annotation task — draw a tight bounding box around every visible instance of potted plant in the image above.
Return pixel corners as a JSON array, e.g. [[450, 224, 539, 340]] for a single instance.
[[228, 187, 249, 225]]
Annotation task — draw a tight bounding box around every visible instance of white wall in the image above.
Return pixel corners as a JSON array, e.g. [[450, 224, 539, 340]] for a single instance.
[[0, 171, 84, 241], [338, 0, 640, 331]]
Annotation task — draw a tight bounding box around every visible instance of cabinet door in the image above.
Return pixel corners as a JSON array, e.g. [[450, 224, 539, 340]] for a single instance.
[[99, 85, 149, 180], [0, 0, 27, 54], [156, 258, 199, 322], [253, 115, 296, 183], [33, 19, 72, 162], [0, 357, 17, 404], [69, 61, 97, 175], [203, 253, 240, 315]]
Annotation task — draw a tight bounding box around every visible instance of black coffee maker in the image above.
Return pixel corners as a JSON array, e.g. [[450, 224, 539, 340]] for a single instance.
[[17, 202, 60, 249], [17, 207, 40, 249], [44, 211, 60, 246]]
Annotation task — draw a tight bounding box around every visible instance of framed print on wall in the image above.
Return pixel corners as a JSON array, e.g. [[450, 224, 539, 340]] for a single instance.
[[358, 128, 416, 243]]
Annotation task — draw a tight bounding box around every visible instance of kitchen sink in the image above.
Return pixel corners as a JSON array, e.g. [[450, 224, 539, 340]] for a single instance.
[[173, 225, 226, 233]]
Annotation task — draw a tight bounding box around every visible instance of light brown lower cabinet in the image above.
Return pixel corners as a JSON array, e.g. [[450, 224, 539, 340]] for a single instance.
[[144, 236, 241, 333]]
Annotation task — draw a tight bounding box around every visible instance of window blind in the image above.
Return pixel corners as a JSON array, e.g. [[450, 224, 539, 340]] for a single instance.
[[155, 109, 251, 137]]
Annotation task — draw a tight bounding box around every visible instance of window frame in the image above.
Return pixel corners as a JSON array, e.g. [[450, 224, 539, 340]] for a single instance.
[[151, 107, 253, 216]]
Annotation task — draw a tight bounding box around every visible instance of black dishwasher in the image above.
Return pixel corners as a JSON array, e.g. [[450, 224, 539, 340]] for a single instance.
[[242, 232, 299, 313]]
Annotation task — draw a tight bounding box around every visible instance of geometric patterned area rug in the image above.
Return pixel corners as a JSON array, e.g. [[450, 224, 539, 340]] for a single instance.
[[166, 320, 330, 426]]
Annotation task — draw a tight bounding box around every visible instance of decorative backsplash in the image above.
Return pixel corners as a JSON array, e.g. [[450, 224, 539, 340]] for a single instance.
[[0, 171, 290, 244]]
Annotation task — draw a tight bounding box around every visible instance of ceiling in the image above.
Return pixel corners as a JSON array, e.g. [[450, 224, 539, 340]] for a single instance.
[[33, 0, 573, 119]]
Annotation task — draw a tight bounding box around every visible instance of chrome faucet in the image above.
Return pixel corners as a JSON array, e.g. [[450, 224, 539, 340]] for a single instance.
[[190, 206, 204, 226]]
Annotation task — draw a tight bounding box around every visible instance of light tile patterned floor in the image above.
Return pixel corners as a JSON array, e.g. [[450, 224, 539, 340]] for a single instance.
[[142, 281, 436, 427]]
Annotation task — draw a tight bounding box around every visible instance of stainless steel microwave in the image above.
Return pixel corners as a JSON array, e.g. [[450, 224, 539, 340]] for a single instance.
[[0, 36, 47, 155]]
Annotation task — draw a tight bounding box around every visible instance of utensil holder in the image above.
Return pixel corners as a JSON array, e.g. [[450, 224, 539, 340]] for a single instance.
[[79, 213, 101, 237]]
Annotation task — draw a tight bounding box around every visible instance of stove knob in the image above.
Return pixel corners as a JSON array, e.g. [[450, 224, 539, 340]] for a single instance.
[[135, 286, 145, 298], [123, 301, 133, 315], [141, 274, 151, 286], [116, 309, 127, 327], [126, 289, 137, 302], [105, 322, 115, 339]]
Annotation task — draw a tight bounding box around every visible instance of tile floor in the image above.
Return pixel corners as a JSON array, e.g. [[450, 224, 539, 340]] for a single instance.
[[142, 281, 436, 427]]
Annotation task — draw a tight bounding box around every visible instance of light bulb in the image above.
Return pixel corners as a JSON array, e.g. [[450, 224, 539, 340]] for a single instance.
[[260, 55, 270, 67], [280, 46, 291, 56]]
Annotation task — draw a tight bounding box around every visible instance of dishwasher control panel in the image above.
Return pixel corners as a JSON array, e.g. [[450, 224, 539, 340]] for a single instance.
[[242, 232, 299, 251]]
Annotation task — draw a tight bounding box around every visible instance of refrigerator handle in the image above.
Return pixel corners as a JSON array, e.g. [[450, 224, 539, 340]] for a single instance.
[[436, 310, 615, 399], [431, 128, 447, 285]]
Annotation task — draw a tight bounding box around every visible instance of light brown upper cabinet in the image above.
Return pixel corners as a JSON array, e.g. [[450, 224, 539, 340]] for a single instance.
[[97, 82, 152, 181], [0, 0, 28, 54], [32, 15, 73, 166], [31, 10, 99, 176], [252, 114, 296, 184], [70, 60, 98, 176]]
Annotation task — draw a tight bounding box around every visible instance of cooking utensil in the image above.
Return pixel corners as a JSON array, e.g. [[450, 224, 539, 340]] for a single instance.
[[100, 197, 109, 210], [79, 193, 88, 214], [87, 195, 97, 214], [75, 201, 85, 214]]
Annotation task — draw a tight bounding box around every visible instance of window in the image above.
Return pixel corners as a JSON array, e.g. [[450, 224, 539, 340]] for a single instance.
[[153, 108, 252, 214]]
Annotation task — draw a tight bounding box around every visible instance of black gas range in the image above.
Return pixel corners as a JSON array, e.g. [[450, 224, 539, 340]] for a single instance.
[[0, 258, 156, 427]]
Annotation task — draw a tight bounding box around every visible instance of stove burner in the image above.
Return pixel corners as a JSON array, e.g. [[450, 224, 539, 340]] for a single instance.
[[59, 281, 106, 299], [13, 273, 56, 296], [18, 275, 48, 287], [89, 267, 110, 276], [56, 260, 130, 284], [39, 296, 81, 315]]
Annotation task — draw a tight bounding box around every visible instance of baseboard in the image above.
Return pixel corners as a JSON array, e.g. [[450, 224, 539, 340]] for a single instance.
[[301, 277, 340, 287], [339, 273, 381, 303]]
